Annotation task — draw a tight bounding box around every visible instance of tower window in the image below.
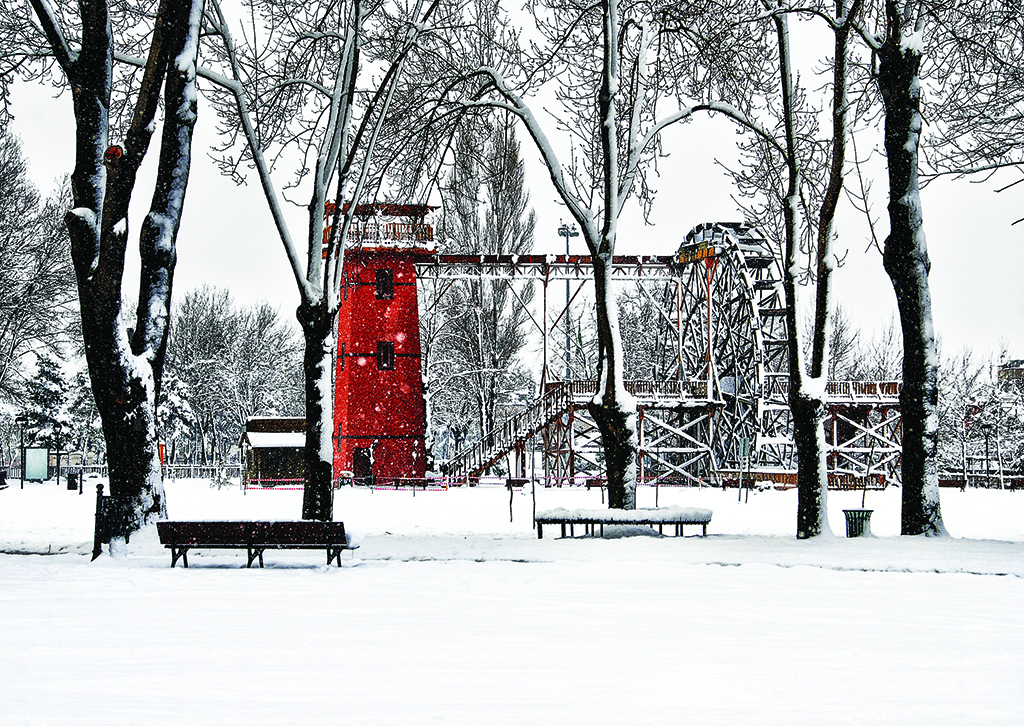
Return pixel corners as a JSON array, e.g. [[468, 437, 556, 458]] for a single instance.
[[376, 268, 394, 299], [377, 341, 395, 370]]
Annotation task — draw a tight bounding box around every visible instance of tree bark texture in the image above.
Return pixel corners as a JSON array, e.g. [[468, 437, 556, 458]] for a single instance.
[[299, 299, 336, 521], [40, 0, 204, 535], [878, 10, 946, 536], [792, 392, 829, 537], [587, 255, 638, 510]]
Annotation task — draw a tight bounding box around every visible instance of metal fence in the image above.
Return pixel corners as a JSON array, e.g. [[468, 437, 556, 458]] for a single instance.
[[1, 463, 243, 480]]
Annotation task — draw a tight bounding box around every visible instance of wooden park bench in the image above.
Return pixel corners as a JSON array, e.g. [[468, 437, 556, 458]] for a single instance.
[[534, 506, 712, 539], [156, 520, 358, 568]]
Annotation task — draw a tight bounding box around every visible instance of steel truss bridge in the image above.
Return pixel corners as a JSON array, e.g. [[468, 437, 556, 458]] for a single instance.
[[418, 223, 902, 487]]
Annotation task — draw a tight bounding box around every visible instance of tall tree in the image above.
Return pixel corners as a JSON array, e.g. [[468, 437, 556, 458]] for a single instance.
[[204, 0, 443, 520], [872, 0, 945, 534], [162, 286, 302, 465], [728, 0, 865, 537], [164, 286, 235, 465], [430, 0, 766, 508], [841, 0, 1024, 532], [12, 0, 207, 536], [68, 368, 105, 464], [155, 371, 195, 464]]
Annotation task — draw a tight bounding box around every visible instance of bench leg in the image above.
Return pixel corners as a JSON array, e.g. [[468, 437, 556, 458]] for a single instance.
[[170, 546, 189, 568], [560, 523, 566, 538], [702, 523, 707, 536], [537, 523, 543, 539], [247, 548, 265, 568]]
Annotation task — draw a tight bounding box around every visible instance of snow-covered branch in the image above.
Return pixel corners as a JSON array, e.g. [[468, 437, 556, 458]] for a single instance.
[[26, 0, 76, 73], [469, 67, 596, 240], [205, 0, 314, 302]]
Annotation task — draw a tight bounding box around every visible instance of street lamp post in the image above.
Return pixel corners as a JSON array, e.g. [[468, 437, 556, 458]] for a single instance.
[[15, 414, 27, 490], [558, 222, 579, 382]]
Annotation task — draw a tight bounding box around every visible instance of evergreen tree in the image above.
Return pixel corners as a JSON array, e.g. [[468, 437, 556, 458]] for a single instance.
[[23, 355, 72, 452]]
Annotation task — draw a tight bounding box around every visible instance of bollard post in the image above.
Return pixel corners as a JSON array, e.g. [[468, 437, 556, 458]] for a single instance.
[[92, 483, 106, 560]]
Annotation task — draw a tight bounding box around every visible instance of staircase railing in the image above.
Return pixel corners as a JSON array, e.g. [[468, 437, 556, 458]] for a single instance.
[[444, 384, 574, 479], [443, 379, 711, 479]]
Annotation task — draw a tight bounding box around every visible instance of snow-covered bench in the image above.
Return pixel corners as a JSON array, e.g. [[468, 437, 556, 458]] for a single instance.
[[534, 506, 712, 539], [156, 521, 358, 568]]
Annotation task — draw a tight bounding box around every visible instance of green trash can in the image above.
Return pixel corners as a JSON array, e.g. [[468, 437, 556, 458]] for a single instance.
[[843, 508, 873, 537]]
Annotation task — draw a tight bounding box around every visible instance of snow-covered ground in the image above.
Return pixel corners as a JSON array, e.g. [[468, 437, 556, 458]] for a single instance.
[[1, 479, 1021, 725]]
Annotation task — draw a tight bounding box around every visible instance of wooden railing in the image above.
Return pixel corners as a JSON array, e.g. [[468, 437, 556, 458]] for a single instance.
[[546, 379, 710, 401], [764, 379, 902, 403], [2, 463, 242, 481], [166, 464, 242, 479], [826, 380, 902, 400]]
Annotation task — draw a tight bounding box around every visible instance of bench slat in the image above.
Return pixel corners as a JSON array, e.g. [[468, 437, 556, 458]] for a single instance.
[[156, 521, 356, 568], [533, 508, 712, 539]]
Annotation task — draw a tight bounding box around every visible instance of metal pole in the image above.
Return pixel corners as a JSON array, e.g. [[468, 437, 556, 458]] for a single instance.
[[565, 258, 570, 380], [557, 222, 578, 382], [541, 267, 549, 486]]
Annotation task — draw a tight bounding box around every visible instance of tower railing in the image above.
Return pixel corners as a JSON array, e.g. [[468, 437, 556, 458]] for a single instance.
[[347, 222, 434, 243]]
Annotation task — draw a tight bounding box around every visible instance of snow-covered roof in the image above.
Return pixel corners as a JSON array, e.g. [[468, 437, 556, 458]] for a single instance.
[[240, 431, 305, 449]]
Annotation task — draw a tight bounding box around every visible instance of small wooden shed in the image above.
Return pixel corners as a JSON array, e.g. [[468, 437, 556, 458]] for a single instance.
[[239, 417, 306, 488]]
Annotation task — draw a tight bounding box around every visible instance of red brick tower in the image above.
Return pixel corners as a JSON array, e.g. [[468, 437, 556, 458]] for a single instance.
[[333, 204, 434, 483]]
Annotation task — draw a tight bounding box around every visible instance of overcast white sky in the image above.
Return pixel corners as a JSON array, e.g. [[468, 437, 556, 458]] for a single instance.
[[9, 73, 1024, 364]]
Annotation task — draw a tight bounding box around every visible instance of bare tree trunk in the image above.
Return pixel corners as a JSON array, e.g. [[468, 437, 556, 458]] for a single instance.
[[576, 0, 639, 510], [299, 299, 336, 521], [32, 0, 204, 535], [877, 5, 946, 536], [769, 7, 830, 538], [587, 255, 637, 510]]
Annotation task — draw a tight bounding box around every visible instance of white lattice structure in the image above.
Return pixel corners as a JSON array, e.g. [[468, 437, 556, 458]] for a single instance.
[[426, 223, 902, 486]]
